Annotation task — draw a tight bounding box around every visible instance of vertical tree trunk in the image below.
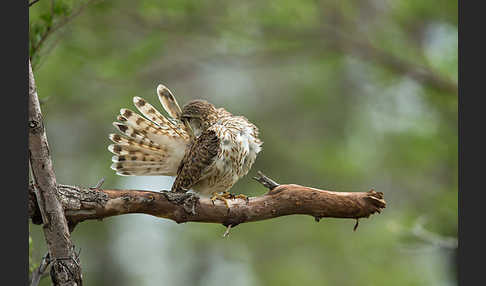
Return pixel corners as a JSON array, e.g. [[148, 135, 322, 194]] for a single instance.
[[28, 60, 82, 286]]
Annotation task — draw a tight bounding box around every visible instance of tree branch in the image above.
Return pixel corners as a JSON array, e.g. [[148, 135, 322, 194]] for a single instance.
[[29, 60, 82, 286], [29, 173, 386, 232]]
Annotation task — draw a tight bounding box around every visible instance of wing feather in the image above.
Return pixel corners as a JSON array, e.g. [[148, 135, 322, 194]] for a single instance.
[[157, 84, 182, 119], [171, 129, 220, 192]]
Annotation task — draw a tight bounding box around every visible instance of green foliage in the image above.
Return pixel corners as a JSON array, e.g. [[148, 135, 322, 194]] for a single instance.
[[29, 234, 38, 275], [29, 0, 81, 68]]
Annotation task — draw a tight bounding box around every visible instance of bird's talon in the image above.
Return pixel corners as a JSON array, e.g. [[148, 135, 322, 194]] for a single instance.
[[210, 192, 248, 208], [210, 192, 231, 209], [234, 194, 249, 203]]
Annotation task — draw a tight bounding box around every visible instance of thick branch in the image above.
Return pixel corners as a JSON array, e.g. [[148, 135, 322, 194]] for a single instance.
[[29, 60, 82, 286], [30, 179, 386, 231]]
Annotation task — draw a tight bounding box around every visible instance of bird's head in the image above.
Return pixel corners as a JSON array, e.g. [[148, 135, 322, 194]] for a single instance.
[[180, 100, 218, 137]]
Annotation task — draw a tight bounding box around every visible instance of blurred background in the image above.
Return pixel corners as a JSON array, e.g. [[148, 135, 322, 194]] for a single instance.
[[29, 0, 457, 285]]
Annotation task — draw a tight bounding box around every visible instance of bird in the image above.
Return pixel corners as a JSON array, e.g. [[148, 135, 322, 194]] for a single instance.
[[108, 84, 263, 207]]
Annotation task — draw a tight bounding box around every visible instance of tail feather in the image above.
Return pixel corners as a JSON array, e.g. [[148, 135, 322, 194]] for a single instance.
[[108, 88, 189, 177], [119, 108, 165, 137], [113, 165, 177, 176], [112, 122, 156, 146], [116, 170, 176, 176], [110, 162, 175, 175], [111, 161, 163, 168], [108, 143, 165, 158], [108, 133, 162, 152], [157, 84, 182, 119], [133, 96, 187, 139], [111, 154, 165, 163]]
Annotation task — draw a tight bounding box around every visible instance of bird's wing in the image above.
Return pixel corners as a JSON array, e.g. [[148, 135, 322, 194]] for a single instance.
[[108, 95, 190, 176], [171, 129, 220, 192]]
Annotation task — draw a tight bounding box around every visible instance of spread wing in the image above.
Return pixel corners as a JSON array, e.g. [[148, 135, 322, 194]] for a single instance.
[[108, 94, 190, 176], [171, 129, 220, 192]]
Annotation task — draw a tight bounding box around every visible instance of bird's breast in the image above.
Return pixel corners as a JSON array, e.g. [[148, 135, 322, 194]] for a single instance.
[[194, 117, 262, 195], [215, 124, 261, 178]]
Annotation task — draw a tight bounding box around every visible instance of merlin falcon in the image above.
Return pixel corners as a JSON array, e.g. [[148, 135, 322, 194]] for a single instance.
[[108, 84, 263, 205]]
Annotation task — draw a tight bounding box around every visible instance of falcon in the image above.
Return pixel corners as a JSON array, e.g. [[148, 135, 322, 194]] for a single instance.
[[108, 84, 263, 206]]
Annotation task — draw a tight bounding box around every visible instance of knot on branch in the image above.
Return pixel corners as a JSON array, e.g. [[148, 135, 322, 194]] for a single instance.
[[28, 119, 44, 135], [160, 191, 200, 219], [58, 185, 109, 211], [50, 256, 82, 286]]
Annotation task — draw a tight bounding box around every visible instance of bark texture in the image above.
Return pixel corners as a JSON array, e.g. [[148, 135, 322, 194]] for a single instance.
[[29, 181, 386, 230], [29, 60, 82, 286]]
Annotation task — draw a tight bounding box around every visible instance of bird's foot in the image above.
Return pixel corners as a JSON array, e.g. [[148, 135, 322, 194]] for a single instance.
[[210, 192, 249, 208], [231, 193, 249, 204], [210, 191, 232, 209]]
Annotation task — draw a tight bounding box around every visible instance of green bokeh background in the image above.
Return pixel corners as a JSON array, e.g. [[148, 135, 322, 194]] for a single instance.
[[29, 1, 457, 285]]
